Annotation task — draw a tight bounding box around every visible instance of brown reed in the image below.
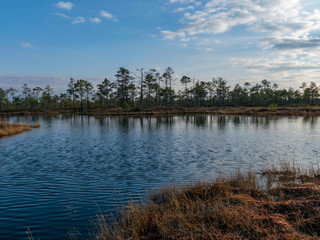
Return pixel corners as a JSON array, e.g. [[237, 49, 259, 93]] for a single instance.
[[0, 121, 40, 137], [94, 163, 320, 240]]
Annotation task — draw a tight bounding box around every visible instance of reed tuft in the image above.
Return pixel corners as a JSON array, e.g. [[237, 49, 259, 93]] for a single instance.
[[95, 163, 320, 240], [0, 121, 40, 137]]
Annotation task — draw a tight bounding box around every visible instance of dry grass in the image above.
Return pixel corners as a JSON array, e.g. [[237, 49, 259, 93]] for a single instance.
[[0, 121, 40, 137], [94, 164, 320, 240]]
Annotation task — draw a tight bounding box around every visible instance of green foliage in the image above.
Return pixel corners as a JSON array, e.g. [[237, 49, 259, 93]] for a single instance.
[[268, 103, 278, 110], [123, 101, 130, 109], [115, 67, 135, 107]]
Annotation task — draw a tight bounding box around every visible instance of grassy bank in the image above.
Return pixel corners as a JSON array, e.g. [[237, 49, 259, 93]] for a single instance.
[[95, 163, 320, 240], [0, 121, 40, 137], [3, 106, 320, 117]]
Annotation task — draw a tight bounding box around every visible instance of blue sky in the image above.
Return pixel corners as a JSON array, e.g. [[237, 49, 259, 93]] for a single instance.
[[1, 0, 320, 92]]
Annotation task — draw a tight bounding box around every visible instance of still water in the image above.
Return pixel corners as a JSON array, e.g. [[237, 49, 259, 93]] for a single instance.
[[0, 115, 320, 239]]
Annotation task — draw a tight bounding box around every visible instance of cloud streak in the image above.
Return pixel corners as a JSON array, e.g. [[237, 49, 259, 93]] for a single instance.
[[54, 13, 72, 19], [54, 1, 74, 11], [21, 42, 36, 49], [270, 37, 320, 50], [100, 10, 118, 21], [231, 47, 320, 85], [90, 17, 101, 24], [72, 16, 85, 24], [169, 0, 201, 6], [173, 6, 195, 12]]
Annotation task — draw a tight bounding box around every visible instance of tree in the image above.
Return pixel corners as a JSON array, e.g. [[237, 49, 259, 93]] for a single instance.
[[31, 87, 43, 109], [213, 77, 230, 106], [59, 93, 68, 108], [230, 84, 246, 106], [300, 82, 308, 104], [180, 75, 191, 104], [250, 83, 262, 107], [84, 81, 93, 109], [4, 88, 17, 109], [155, 71, 162, 106], [12, 96, 23, 109], [115, 67, 134, 107], [42, 85, 54, 109], [128, 82, 136, 106], [136, 68, 144, 109], [27, 87, 41, 110], [144, 69, 158, 106], [67, 78, 77, 109], [272, 83, 278, 104], [260, 79, 273, 106], [75, 79, 86, 110], [192, 81, 207, 106], [21, 83, 31, 108], [7, 87, 18, 102], [163, 67, 174, 106], [206, 82, 215, 106], [244, 82, 251, 106], [0, 88, 6, 111], [306, 82, 319, 106], [261, 79, 271, 89], [97, 78, 114, 108]]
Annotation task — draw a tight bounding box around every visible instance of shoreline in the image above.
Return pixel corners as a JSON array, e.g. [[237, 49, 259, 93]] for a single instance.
[[95, 164, 320, 239], [2, 106, 320, 117]]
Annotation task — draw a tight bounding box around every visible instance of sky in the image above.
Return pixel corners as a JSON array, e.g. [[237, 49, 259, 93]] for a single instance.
[[1, 0, 320, 93]]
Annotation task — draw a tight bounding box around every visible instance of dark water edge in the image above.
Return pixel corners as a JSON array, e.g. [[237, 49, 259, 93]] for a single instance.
[[0, 115, 320, 239]]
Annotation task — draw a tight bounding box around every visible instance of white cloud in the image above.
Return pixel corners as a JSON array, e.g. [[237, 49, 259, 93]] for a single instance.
[[21, 42, 36, 49], [100, 10, 118, 21], [162, 0, 320, 82], [232, 47, 320, 85], [54, 1, 74, 11], [163, 0, 320, 42], [161, 30, 186, 40], [90, 17, 101, 24], [72, 16, 85, 24], [54, 13, 72, 19], [173, 6, 195, 12], [169, 0, 201, 5], [180, 37, 190, 42], [55, 13, 88, 25]]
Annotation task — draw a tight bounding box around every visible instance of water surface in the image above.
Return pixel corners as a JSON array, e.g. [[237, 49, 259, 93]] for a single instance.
[[0, 115, 319, 239]]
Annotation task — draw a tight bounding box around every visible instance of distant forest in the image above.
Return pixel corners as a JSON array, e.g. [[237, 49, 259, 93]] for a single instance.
[[1, 67, 320, 111]]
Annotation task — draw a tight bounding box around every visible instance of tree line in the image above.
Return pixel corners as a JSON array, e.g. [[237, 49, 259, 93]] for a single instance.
[[1, 67, 320, 111]]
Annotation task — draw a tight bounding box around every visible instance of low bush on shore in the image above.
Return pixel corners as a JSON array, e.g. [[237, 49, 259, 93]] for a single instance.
[[0, 121, 40, 137], [95, 163, 320, 240]]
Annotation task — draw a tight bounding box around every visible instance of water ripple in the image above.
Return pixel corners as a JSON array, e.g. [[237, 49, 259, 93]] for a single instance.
[[0, 115, 320, 239]]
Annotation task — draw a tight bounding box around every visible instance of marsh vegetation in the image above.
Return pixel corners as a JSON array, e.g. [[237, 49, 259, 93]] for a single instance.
[[0, 121, 40, 137], [96, 163, 320, 240]]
